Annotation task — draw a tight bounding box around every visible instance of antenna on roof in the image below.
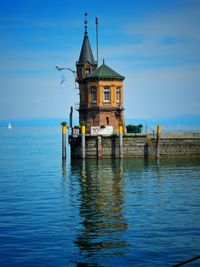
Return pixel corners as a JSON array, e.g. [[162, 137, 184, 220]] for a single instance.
[[96, 17, 99, 66], [84, 12, 88, 35]]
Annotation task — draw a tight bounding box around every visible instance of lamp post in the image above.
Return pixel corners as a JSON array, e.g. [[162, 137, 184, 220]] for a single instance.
[[56, 66, 77, 159], [55, 65, 77, 88], [56, 65, 78, 128], [55, 66, 76, 79]]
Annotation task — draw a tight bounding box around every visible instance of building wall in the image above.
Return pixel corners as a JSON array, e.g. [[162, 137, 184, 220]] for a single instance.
[[87, 80, 124, 107], [78, 80, 125, 134], [69, 133, 200, 158]]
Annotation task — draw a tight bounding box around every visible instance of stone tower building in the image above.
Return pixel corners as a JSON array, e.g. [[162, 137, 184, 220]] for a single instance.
[[76, 19, 125, 134]]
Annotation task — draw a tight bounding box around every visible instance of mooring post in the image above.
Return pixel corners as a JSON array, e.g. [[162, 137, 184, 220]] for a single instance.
[[81, 124, 86, 159], [69, 106, 73, 128], [119, 124, 123, 158], [156, 125, 161, 159], [61, 122, 67, 160]]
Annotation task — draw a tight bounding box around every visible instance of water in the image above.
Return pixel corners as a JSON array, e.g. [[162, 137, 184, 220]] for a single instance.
[[0, 127, 200, 267]]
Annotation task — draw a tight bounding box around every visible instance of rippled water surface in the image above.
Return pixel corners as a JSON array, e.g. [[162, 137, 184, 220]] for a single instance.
[[0, 127, 200, 266]]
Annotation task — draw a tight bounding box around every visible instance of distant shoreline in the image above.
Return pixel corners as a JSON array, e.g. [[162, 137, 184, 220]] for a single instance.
[[0, 115, 200, 130]]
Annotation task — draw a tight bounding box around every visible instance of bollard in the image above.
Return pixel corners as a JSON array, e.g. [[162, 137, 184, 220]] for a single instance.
[[61, 122, 67, 160], [81, 124, 86, 159], [119, 124, 123, 159], [69, 106, 73, 128], [156, 125, 161, 159]]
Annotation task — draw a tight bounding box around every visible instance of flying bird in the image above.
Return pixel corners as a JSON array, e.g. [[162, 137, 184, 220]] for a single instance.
[[60, 74, 66, 86]]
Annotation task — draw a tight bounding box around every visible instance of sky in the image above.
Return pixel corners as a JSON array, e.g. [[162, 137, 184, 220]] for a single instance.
[[0, 0, 200, 121]]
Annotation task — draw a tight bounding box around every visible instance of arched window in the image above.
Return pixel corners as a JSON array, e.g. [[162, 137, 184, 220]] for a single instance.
[[85, 65, 91, 76]]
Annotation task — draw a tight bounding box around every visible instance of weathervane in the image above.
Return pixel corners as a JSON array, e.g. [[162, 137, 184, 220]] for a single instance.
[[96, 17, 99, 66]]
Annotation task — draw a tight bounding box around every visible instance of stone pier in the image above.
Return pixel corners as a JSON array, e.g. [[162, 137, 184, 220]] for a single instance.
[[69, 132, 200, 158]]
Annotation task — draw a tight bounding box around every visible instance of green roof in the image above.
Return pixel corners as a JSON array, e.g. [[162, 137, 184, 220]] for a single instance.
[[88, 63, 125, 80]]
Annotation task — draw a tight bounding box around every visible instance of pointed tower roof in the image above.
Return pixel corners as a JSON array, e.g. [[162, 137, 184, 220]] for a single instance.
[[78, 32, 96, 64], [88, 62, 125, 80]]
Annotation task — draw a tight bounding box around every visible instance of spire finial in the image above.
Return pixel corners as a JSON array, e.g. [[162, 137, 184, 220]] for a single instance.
[[103, 58, 105, 64], [96, 17, 99, 66], [84, 12, 88, 35]]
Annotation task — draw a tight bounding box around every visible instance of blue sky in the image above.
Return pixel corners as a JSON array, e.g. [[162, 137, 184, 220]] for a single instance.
[[0, 0, 200, 121]]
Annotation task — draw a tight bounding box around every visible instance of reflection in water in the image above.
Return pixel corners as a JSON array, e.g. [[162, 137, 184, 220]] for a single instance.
[[71, 159, 128, 261], [62, 160, 67, 178], [1, 128, 200, 267], [64, 158, 200, 266]]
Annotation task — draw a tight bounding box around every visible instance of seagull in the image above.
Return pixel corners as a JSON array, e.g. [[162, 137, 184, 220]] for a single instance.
[[60, 74, 66, 86]]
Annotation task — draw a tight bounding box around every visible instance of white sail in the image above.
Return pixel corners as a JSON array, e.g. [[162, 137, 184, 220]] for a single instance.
[[8, 122, 12, 129]]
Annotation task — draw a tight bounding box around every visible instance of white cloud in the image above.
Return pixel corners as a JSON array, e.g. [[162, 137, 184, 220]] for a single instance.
[[0, 49, 78, 73], [0, 0, 199, 120], [124, 65, 200, 118], [100, 2, 200, 64], [0, 72, 78, 119], [125, 1, 200, 40]]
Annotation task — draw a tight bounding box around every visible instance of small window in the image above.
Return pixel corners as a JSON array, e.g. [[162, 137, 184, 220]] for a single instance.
[[92, 117, 95, 126], [85, 64, 91, 76], [91, 87, 97, 103], [104, 86, 110, 102], [85, 67, 90, 75], [116, 87, 120, 102], [106, 117, 109, 125]]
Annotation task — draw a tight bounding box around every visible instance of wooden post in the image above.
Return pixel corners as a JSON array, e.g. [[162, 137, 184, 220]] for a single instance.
[[61, 122, 67, 160], [156, 125, 161, 159], [81, 124, 86, 159], [119, 124, 123, 158], [69, 106, 73, 128]]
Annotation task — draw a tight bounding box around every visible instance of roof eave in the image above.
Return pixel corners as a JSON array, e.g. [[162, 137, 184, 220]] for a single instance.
[[76, 60, 98, 66], [86, 76, 125, 82]]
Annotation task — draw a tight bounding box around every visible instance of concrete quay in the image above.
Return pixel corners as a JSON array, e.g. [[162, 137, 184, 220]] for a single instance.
[[69, 132, 200, 159]]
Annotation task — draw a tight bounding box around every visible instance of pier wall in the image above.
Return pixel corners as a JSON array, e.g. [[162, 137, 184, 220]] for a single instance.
[[69, 133, 200, 158]]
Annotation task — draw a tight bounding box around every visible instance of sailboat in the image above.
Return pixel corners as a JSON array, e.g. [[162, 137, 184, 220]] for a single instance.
[[8, 122, 12, 129]]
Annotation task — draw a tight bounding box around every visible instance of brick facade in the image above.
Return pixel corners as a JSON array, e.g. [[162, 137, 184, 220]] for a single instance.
[[78, 75, 125, 134], [76, 28, 125, 134]]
